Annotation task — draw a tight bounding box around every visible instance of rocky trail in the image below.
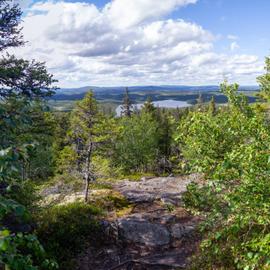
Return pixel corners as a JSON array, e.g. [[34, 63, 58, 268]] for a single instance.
[[78, 174, 202, 270]]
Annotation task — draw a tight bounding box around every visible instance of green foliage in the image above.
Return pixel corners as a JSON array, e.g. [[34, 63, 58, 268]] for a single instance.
[[257, 57, 270, 101], [0, 97, 57, 181], [208, 96, 216, 115], [57, 146, 77, 174], [0, 2, 58, 268], [179, 77, 270, 269], [0, 147, 57, 270], [36, 202, 102, 269], [177, 109, 247, 175], [0, 0, 24, 51], [113, 113, 160, 172], [120, 87, 133, 117], [92, 191, 130, 212], [0, 230, 58, 270]]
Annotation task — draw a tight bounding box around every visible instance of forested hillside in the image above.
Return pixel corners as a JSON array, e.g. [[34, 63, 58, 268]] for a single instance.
[[1, 1, 270, 270]]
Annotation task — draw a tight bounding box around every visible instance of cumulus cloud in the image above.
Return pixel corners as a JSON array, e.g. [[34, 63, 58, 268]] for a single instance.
[[230, 41, 240, 51], [9, 0, 263, 87], [103, 0, 197, 29]]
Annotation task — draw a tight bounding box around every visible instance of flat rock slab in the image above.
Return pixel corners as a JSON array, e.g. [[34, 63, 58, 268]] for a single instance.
[[114, 174, 201, 205], [118, 218, 170, 246], [77, 175, 202, 270]]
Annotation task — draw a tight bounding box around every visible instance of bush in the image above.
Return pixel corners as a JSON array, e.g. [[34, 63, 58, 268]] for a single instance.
[[179, 82, 270, 269], [36, 202, 103, 270]]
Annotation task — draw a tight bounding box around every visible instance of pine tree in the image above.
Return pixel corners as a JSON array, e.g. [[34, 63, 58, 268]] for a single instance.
[[208, 96, 216, 115], [121, 87, 133, 117]]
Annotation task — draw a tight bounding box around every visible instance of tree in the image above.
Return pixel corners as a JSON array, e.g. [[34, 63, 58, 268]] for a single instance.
[[257, 56, 270, 101], [67, 92, 113, 201], [113, 113, 159, 172], [141, 96, 156, 115], [0, 1, 57, 100], [121, 87, 133, 117], [0, 55, 57, 99], [208, 96, 216, 115], [220, 80, 251, 115], [177, 79, 270, 269], [0, 1, 58, 268], [0, 0, 24, 51]]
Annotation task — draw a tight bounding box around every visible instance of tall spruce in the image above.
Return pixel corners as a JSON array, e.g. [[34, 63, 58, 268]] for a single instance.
[[67, 91, 113, 202], [121, 87, 133, 117]]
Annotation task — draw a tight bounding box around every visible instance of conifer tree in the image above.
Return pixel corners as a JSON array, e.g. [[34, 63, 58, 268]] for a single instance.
[[0, 1, 58, 268], [67, 91, 113, 201], [121, 87, 133, 117], [208, 96, 216, 115], [141, 96, 156, 115], [0, 0, 24, 51], [0, 0, 57, 99]]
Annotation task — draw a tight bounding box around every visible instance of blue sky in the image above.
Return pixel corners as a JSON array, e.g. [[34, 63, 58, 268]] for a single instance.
[[16, 0, 269, 87], [175, 0, 270, 57]]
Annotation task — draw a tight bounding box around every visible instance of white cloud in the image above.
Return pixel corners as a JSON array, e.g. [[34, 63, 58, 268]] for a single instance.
[[230, 41, 240, 51], [227, 34, 238, 40], [103, 0, 197, 29], [9, 0, 264, 87]]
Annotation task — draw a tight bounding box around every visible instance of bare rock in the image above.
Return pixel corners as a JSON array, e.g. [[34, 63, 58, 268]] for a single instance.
[[170, 224, 195, 239], [114, 174, 201, 206], [118, 218, 170, 247]]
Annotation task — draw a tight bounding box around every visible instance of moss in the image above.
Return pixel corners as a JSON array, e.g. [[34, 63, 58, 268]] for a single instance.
[[36, 202, 103, 270], [91, 190, 132, 212], [89, 181, 112, 190], [116, 205, 134, 217]]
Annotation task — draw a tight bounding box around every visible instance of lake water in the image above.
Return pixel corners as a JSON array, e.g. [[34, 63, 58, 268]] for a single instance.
[[116, 99, 191, 116]]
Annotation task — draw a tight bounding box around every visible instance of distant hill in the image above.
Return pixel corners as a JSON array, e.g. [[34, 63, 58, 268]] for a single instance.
[[51, 85, 259, 101]]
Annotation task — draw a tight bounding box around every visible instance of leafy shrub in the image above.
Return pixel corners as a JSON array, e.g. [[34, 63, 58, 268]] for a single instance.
[[0, 148, 57, 270], [179, 81, 270, 269], [0, 230, 58, 270], [36, 202, 103, 269]]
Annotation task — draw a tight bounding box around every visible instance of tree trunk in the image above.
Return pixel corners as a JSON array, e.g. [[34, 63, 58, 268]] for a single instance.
[[84, 142, 93, 202], [84, 177, 90, 202]]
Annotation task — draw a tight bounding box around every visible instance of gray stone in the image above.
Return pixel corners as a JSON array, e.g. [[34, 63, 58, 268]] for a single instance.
[[114, 174, 201, 205], [118, 218, 170, 246], [170, 224, 195, 239]]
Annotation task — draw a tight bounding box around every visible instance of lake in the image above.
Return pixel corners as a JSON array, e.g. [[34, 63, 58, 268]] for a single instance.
[[116, 99, 191, 116]]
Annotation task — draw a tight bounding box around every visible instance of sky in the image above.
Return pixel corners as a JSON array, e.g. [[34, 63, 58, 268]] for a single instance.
[[12, 0, 270, 87]]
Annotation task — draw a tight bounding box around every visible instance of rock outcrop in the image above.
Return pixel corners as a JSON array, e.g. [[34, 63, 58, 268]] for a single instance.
[[77, 174, 202, 270]]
